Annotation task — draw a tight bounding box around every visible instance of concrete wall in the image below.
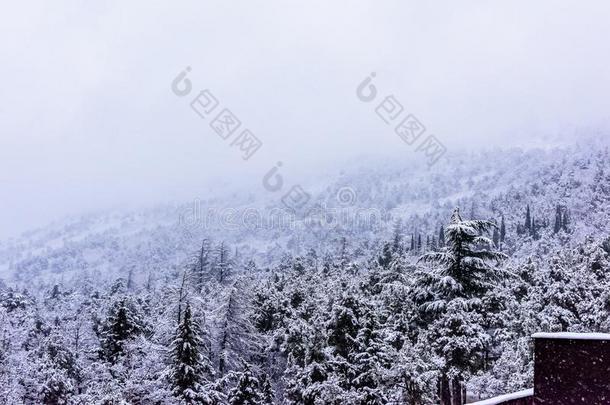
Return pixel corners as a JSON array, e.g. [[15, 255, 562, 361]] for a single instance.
[[534, 337, 610, 403]]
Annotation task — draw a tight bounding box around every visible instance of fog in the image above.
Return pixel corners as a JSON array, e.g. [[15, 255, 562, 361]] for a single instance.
[[1, 0, 610, 238]]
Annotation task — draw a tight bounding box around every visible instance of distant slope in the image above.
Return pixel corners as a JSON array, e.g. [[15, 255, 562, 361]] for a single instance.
[[1, 142, 609, 285]]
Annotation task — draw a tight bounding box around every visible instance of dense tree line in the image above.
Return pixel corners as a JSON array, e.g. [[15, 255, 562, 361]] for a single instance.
[[0, 145, 609, 403], [1, 207, 608, 404]]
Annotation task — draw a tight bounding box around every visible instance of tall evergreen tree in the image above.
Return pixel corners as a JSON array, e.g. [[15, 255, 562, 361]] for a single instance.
[[228, 362, 273, 405], [170, 303, 215, 404], [416, 207, 507, 405], [100, 298, 143, 363], [417, 207, 507, 308], [327, 288, 363, 359], [378, 243, 394, 269], [348, 311, 391, 404]]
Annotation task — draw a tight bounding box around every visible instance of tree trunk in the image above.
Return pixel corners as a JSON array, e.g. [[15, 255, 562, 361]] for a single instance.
[[451, 377, 462, 405], [440, 375, 451, 405]]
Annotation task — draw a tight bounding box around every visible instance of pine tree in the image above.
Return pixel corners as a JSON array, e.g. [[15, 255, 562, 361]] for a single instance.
[[378, 243, 394, 269], [416, 207, 507, 404], [283, 325, 333, 404], [40, 369, 75, 404], [327, 288, 363, 359], [410, 234, 415, 251], [259, 372, 274, 404], [348, 311, 390, 404], [170, 303, 214, 404], [417, 234, 422, 251], [525, 205, 531, 231], [228, 362, 273, 405], [417, 208, 507, 304], [36, 331, 80, 404], [100, 298, 142, 363]]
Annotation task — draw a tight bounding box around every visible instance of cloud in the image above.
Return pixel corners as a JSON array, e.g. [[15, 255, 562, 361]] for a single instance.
[[1, 0, 610, 237]]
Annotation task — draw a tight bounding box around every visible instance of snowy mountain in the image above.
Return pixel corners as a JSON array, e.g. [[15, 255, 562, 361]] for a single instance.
[[0, 141, 609, 404], [2, 142, 608, 286]]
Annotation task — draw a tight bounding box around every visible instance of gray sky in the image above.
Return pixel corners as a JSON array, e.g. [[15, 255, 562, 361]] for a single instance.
[[1, 1, 610, 238]]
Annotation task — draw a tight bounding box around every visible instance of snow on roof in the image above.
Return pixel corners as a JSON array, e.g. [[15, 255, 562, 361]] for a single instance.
[[466, 388, 533, 405], [532, 332, 610, 340]]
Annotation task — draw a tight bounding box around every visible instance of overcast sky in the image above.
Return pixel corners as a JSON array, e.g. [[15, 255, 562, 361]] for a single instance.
[[1, 1, 610, 238]]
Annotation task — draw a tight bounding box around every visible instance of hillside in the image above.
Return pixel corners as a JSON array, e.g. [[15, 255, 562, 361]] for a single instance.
[[0, 142, 609, 403]]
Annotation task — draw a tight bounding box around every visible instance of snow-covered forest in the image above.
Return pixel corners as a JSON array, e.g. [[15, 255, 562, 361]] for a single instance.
[[0, 143, 609, 404]]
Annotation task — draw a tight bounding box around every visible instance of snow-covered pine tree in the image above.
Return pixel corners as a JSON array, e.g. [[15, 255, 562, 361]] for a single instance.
[[327, 288, 363, 359], [416, 207, 508, 405], [99, 298, 143, 363], [417, 207, 507, 304], [348, 310, 391, 404], [377, 242, 394, 269], [35, 331, 80, 404], [227, 362, 273, 405], [170, 302, 216, 404]]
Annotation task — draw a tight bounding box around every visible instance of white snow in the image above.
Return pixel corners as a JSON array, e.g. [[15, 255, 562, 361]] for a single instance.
[[532, 332, 610, 340], [466, 388, 533, 405]]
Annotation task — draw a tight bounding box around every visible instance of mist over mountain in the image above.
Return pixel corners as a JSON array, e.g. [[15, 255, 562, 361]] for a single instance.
[[1, 136, 609, 403], [3, 141, 608, 283]]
